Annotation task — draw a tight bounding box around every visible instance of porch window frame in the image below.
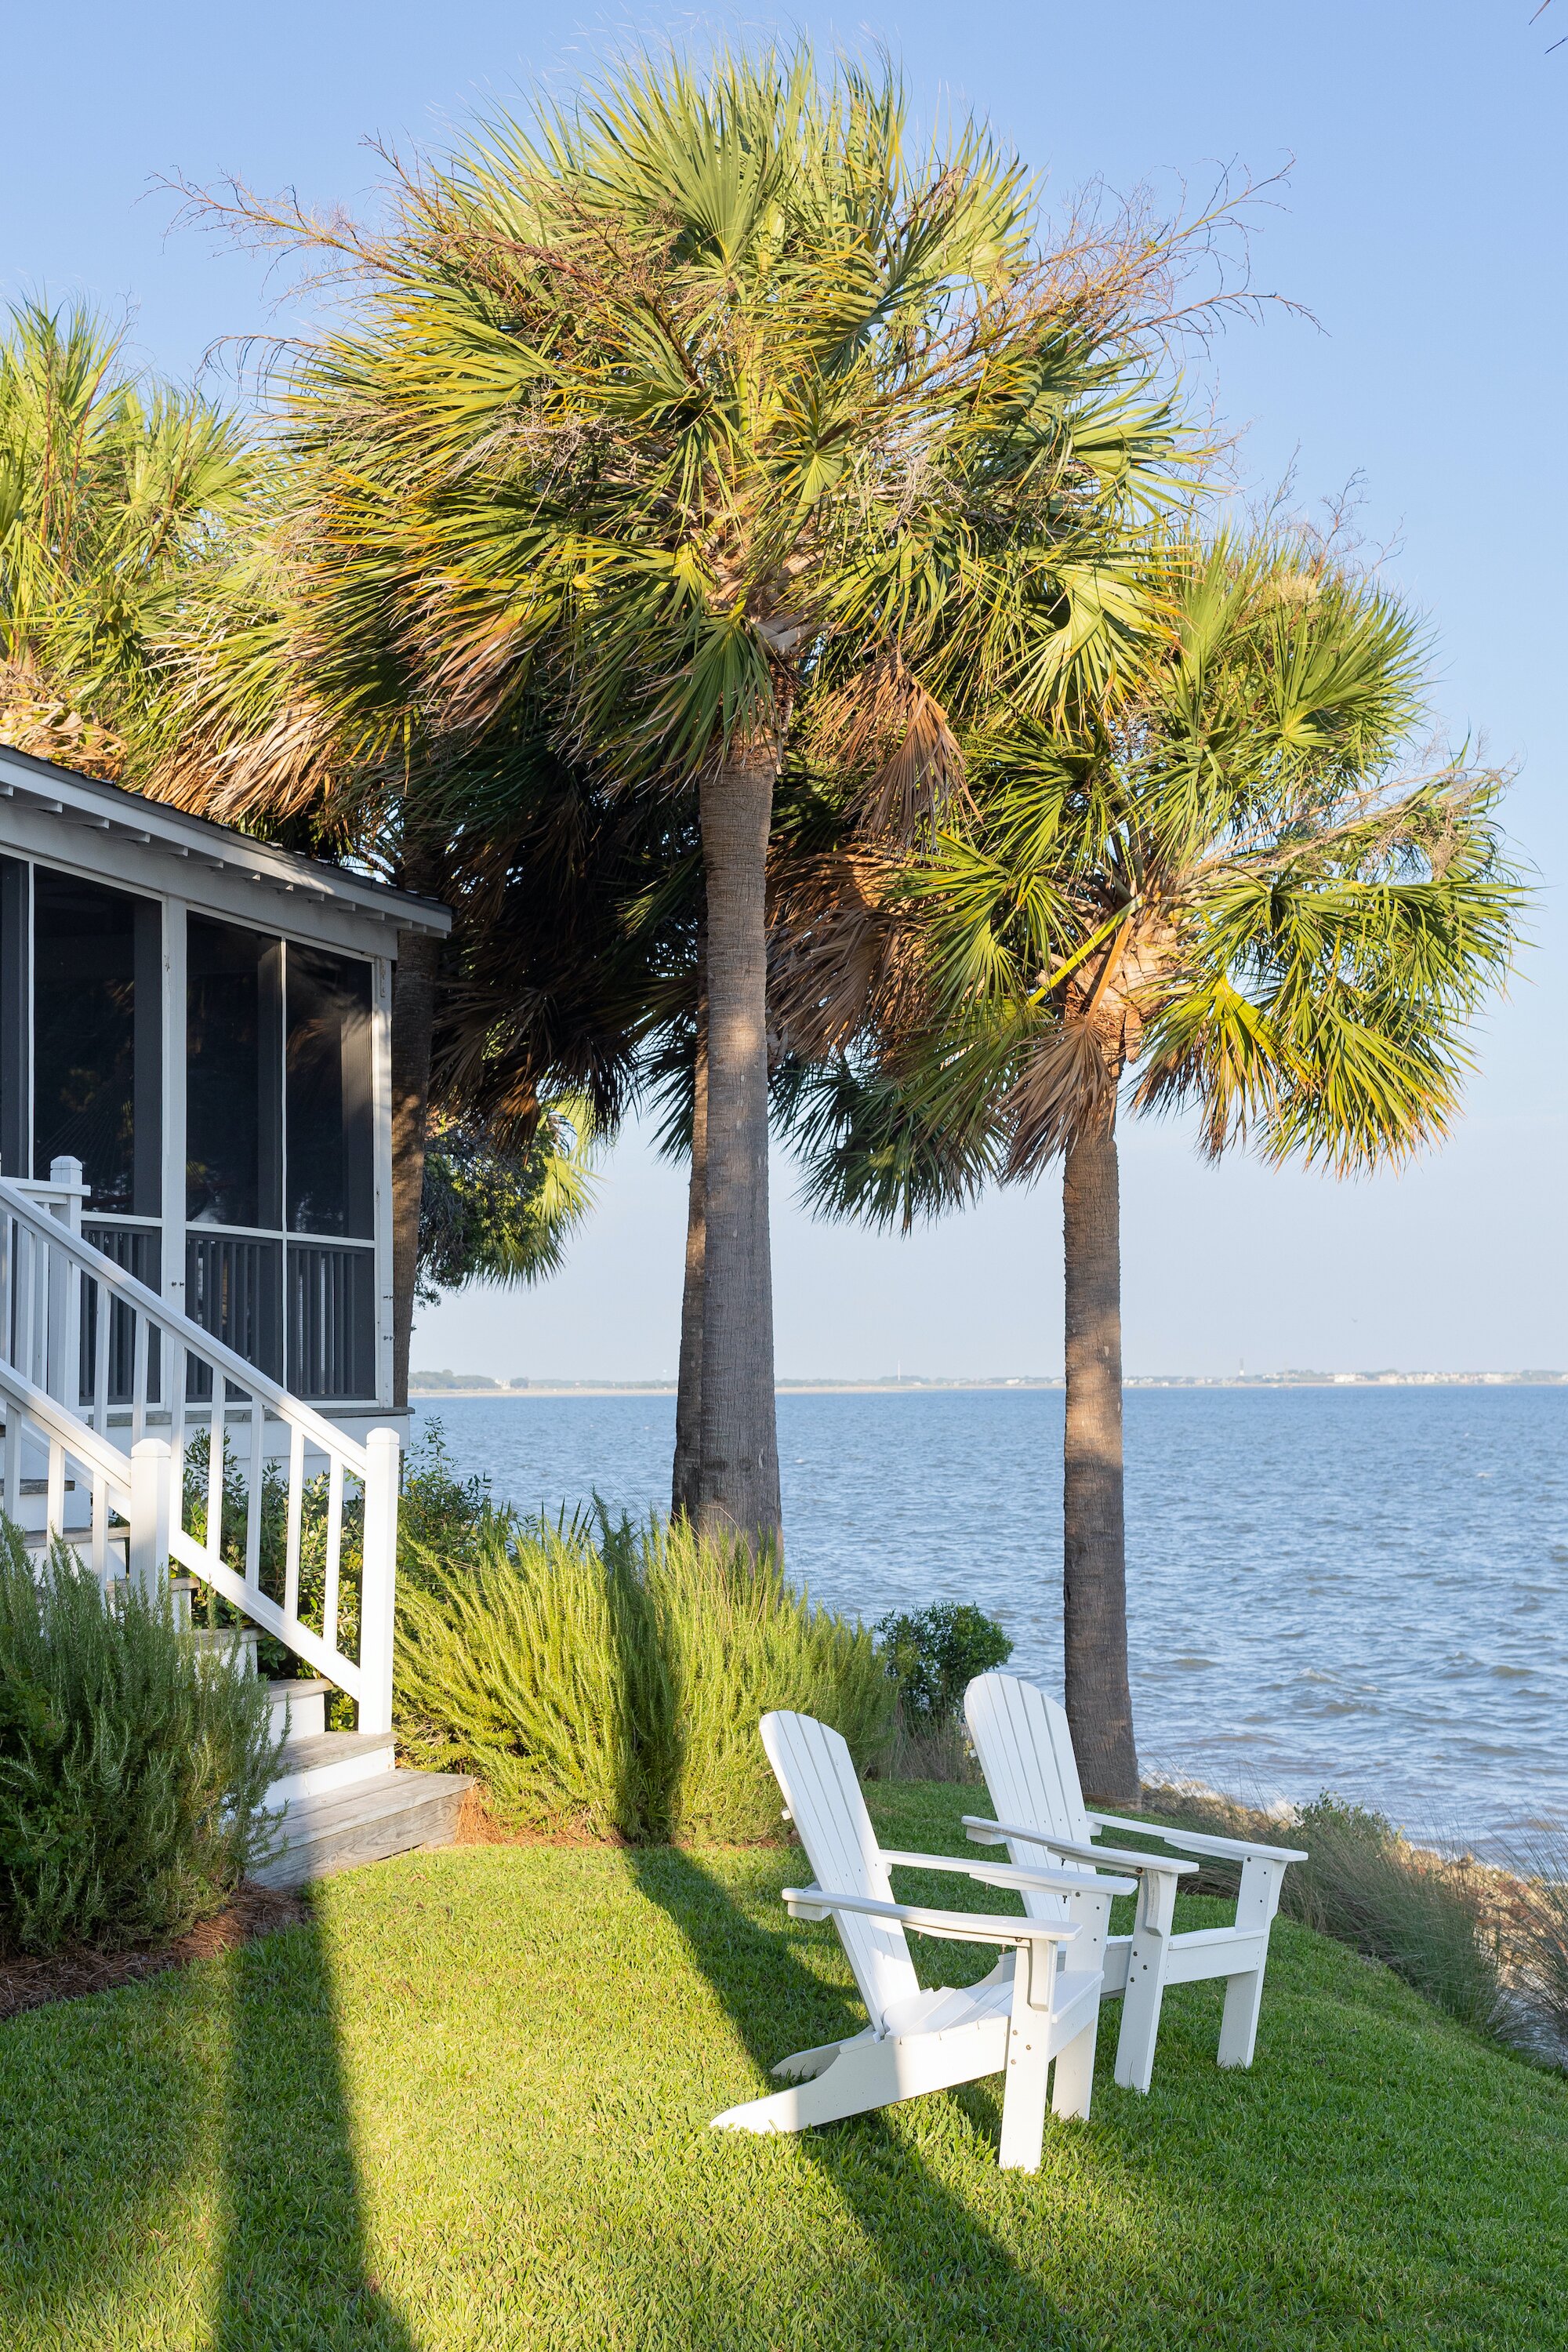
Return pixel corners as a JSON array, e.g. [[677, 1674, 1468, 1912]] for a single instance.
[[0, 858, 395, 1414]]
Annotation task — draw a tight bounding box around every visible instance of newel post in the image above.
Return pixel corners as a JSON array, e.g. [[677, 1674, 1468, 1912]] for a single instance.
[[47, 1156, 87, 1238], [358, 1427, 401, 1735], [129, 1437, 173, 1602]]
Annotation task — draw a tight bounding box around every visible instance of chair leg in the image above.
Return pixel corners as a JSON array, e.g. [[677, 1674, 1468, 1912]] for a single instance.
[[998, 1944, 1054, 2172], [1113, 1870, 1177, 2093], [1048, 2013, 1098, 2122], [713, 2016, 1008, 2139], [1113, 1962, 1165, 2092], [1218, 1967, 1265, 2068], [1214, 1860, 1285, 2069]]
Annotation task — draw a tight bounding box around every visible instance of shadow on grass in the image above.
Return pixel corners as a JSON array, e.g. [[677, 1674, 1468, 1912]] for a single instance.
[[630, 1846, 1081, 2343], [0, 1963, 220, 2346], [213, 1909, 416, 2352]]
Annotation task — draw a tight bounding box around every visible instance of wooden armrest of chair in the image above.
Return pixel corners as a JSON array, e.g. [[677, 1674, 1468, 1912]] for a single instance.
[[782, 1886, 1081, 1949], [962, 1816, 1198, 1878], [880, 1846, 1136, 1899], [1087, 1812, 1308, 1865]]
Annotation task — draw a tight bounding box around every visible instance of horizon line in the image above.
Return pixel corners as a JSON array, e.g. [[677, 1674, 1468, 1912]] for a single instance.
[[408, 1369, 1567, 1395]]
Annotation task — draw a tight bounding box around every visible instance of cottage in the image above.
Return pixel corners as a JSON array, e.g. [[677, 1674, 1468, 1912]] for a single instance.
[[0, 743, 449, 1423], [0, 748, 462, 1860]]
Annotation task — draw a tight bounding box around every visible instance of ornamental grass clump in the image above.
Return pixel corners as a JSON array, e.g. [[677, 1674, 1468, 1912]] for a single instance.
[[395, 1515, 666, 1841], [1486, 1833, 1568, 2064], [649, 1519, 890, 1843], [1287, 1795, 1504, 2037], [394, 1512, 888, 1843], [1139, 1779, 1504, 2038], [0, 1527, 279, 1955]]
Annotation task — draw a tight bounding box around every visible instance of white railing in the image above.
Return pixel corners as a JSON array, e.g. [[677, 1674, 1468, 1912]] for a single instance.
[[0, 1162, 399, 1731]]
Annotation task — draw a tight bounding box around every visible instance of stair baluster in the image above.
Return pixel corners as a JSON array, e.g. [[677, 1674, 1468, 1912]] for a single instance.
[[0, 1168, 398, 1729]]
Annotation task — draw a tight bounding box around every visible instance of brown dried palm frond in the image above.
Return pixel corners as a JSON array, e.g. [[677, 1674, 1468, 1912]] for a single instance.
[[1004, 1014, 1120, 1178], [806, 654, 967, 844], [141, 510, 397, 837], [151, 694, 352, 827], [766, 844, 931, 1062], [0, 659, 126, 782]]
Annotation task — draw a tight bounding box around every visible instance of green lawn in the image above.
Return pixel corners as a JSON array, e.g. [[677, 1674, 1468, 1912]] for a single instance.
[[1, 1781, 1565, 2351]]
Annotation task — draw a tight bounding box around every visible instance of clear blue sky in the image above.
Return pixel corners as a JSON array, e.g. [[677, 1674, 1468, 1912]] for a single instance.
[[6, 2, 1563, 1376]]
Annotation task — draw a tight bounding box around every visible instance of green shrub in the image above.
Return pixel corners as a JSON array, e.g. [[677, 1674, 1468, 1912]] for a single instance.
[[649, 1519, 891, 1842], [875, 1602, 1011, 1780], [395, 1514, 664, 1838], [397, 1417, 493, 1571], [394, 1513, 890, 1844], [0, 1527, 280, 1955]]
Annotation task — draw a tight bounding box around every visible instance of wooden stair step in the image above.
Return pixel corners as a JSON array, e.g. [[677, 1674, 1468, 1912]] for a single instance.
[[253, 1768, 474, 1889], [267, 1727, 396, 1808], [274, 1729, 395, 1777]]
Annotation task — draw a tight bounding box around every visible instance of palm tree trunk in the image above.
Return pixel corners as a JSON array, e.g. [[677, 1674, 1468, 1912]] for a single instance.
[[390, 923, 440, 1411], [695, 748, 781, 1545], [671, 982, 707, 1520], [1062, 1112, 1138, 1803]]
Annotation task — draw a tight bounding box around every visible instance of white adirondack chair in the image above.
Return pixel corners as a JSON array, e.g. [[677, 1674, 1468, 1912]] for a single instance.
[[710, 1710, 1138, 2169], [964, 1673, 1308, 2094]]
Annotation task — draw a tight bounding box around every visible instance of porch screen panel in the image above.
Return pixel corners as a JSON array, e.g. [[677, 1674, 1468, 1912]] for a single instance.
[[33, 871, 161, 1213], [287, 1243, 374, 1400], [0, 856, 28, 1178], [187, 917, 281, 1229], [286, 947, 372, 1238]]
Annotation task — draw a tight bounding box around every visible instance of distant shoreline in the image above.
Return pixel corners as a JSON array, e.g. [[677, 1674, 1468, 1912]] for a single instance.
[[411, 1372, 1568, 1399]]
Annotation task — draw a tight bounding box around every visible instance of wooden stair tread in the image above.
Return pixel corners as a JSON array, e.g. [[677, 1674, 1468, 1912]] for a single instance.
[[274, 1729, 395, 1776]]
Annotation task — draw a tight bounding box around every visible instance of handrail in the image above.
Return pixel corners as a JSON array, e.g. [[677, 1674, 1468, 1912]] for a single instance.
[[0, 1352, 133, 1586], [168, 1526, 363, 1701], [0, 1353, 135, 1497], [0, 1172, 369, 1472], [0, 1171, 399, 1728]]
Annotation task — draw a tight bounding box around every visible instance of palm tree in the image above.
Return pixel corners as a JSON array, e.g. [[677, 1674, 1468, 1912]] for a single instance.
[[0, 299, 250, 773], [211, 47, 1214, 1542], [786, 532, 1522, 1798]]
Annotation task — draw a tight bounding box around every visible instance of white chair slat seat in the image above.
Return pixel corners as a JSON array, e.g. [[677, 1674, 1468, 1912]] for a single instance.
[[710, 1708, 1132, 2170], [964, 1673, 1308, 2093]]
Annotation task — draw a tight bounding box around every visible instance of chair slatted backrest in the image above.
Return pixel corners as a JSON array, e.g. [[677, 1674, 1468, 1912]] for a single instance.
[[760, 1711, 922, 2026], [964, 1674, 1095, 1920]]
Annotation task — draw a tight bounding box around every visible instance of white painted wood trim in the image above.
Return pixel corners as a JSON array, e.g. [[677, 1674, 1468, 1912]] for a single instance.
[[0, 750, 449, 956]]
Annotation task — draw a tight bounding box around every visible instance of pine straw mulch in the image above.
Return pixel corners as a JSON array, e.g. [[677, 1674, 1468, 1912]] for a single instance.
[[0, 1885, 309, 2025]]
